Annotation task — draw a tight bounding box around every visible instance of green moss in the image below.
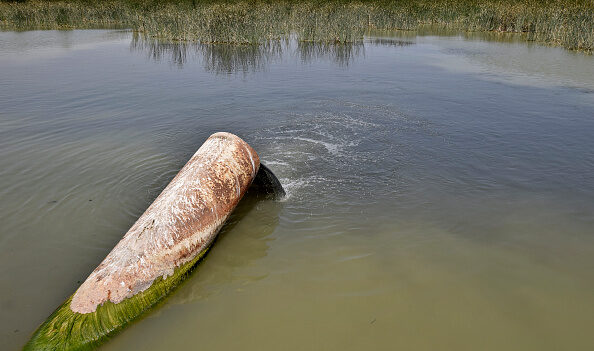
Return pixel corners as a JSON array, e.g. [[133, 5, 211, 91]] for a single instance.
[[23, 245, 211, 351]]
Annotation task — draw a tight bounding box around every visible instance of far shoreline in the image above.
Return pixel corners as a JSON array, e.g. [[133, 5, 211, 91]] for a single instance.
[[1, 0, 592, 52]]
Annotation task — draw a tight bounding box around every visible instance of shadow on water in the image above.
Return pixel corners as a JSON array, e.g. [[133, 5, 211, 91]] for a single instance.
[[167, 188, 284, 305], [130, 33, 415, 71]]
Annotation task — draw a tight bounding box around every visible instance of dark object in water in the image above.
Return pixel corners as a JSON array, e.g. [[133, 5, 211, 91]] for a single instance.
[[250, 163, 286, 199], [24, 132, 283, 351]]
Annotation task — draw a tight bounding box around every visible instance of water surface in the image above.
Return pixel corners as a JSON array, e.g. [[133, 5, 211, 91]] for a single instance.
[[1, 29, 593, 351]]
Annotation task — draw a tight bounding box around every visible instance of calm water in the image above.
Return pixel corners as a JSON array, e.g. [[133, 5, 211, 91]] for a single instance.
[[1, 29, 593, 351]]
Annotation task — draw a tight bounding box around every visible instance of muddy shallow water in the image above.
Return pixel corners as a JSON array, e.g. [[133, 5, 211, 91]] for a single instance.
[[1, 29, 593, 350]]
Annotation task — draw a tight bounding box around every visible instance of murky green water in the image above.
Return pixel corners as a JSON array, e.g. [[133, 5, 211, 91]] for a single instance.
[[1, 29, 593, 351]]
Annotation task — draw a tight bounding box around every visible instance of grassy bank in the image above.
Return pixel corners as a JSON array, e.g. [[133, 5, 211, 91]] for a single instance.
[[0, 0, 592, 51]]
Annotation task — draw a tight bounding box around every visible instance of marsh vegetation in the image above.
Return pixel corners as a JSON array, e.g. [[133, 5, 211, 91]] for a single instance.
[[1, 0, 593, 52]]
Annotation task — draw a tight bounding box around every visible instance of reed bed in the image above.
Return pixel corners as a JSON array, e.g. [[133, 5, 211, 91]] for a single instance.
[[0, 0, 592, 52]]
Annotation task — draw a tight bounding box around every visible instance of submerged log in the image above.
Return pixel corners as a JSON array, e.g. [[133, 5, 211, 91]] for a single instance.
[[25, 132, 283, 351]]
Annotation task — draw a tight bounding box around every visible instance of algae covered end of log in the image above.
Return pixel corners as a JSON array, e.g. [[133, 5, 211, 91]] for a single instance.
[[23, 246, 210, 351]]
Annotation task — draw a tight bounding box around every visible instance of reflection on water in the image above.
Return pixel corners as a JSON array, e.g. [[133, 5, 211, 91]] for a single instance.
[[0, 30, 129, 61], [130, 36, 194, 67], [296, 41, 365, 67], [1, 29, 594, 351], [130, 34, 408, 69], [199, 41, 283, 74], [366, 37, 414, 47], [130, 34, 284, 72], [371, 27, 594, 90]]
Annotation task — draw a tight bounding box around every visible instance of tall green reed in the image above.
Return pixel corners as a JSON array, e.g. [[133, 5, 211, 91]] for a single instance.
[[0, 0, 592, 52]]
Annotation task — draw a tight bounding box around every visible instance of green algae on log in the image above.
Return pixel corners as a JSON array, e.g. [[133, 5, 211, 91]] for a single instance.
[[24, 132, 283, 350], [24, 247, 211, 351]]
